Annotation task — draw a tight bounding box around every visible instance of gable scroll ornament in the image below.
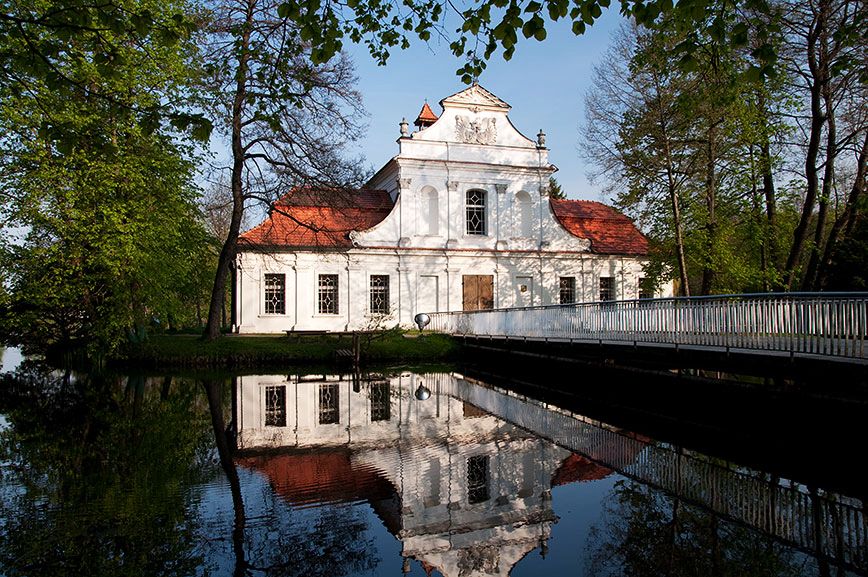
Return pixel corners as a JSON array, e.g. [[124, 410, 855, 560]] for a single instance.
[[455, 116, 497, 145]]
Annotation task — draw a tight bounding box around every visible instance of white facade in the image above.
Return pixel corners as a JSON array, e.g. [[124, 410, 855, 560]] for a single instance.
[[234, 371, 602, 576], [235, 85, 661, 334]]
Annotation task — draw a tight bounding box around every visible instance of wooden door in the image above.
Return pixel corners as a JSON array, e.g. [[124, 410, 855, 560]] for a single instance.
[[462, 275, 494, 311]]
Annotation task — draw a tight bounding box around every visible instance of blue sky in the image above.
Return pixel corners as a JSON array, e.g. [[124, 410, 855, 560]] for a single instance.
[[346, 7, 625, 201]]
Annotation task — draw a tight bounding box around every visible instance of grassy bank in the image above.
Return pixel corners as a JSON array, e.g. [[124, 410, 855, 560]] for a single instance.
[[117, 331, 460, 369]]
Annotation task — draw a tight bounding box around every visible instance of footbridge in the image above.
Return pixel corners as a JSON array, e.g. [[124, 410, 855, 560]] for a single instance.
[[423, 293, 868, 365]]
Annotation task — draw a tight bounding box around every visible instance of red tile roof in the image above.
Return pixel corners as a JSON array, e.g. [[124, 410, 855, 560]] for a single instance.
[[236, 450, 395, 505], [551, 453, 612, 486], [550, 199, 648, 255], [415, 102, 439, 125], [239, 188, 394, 249]]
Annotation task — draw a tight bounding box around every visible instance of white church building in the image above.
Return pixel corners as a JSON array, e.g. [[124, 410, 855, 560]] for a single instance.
[[233, 84, 659, 334]]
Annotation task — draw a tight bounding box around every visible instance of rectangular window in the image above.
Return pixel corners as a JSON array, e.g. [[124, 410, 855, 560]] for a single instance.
[[370, 275, 390, 315], [264, 274, 285, 314], [369, 381, 390, 422], [318, 383, 339, 424], [467, 455, 490, 504], [318, 274, 339, 315], [264, 385, 286, 427], [639, 278, 653, 300], [466, 189, 487, 235], [559, 276, 576, 304], [599, 276, 615, 302]]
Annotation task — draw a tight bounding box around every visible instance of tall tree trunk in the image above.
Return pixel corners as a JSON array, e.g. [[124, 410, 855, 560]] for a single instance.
[[761, 140, 778, 285], [784, 0, 829, 289], [701, 124, 718, 295], [802, 21, 837, 291], [653, 75, 691, 296], [817, 131, 868, 287], [204, 0, 254, 341], [756, 89, 779, 288], [750, 146, 769, 291], [203, 379, 247, 577], [668, 168, 691, 297]]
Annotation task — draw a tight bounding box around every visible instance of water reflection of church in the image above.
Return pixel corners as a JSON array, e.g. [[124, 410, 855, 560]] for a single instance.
[[233, 372, 611, 576]]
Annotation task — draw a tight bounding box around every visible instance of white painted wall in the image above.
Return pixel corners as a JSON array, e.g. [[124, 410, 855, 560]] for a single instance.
[[235, 249, 652, 333], [235, 371, 569, 576], [236, 85, 667, 333]]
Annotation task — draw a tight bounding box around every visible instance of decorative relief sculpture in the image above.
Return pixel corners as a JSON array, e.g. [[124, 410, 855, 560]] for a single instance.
[[455, 115, 497, 145]]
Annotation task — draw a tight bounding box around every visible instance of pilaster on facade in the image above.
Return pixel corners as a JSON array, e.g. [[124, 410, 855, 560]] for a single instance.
[[233, 84, 661, 333]]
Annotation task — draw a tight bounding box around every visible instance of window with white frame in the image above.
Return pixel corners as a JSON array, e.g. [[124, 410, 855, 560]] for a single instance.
[[369, 381, 390, 422], [467, 455, 490, 503], [559, 277, 576, 304], [318, 383, 339, 424], [318, 274, 338, 315], [599, 276, 615, 302], [639, 277, 653, 299], [264, 274, 285, 314], [370, 275, 390, 315], [466, 189, 487, 235], [264, 385, 286, 427]]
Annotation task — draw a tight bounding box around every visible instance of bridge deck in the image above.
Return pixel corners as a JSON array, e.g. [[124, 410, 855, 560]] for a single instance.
[[424, 293, 868, 364]]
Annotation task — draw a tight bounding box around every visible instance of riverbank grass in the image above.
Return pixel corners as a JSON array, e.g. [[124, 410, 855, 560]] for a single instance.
[[119, 331, 459, 368]]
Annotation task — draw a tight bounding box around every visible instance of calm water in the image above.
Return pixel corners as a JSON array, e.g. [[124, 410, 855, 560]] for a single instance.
[[0, 360, 865, 576]]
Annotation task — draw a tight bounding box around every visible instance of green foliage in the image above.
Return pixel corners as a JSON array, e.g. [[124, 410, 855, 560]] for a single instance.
[[548, 176, 566, 199], [586, 14, 803, 295], [0, 0, 211, 138], [0, 366, 215, 576], [268, 0, 779, 83], [0, 0, 214, 355], [824, 201, 868, 290]]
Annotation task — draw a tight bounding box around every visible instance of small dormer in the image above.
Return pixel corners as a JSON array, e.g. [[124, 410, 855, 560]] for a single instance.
[[414, 102, 439, 130]]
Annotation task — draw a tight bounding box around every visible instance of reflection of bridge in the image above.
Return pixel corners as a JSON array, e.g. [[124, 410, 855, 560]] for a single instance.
[[446, 375, 867, 575], [426, 293, 868, 363]]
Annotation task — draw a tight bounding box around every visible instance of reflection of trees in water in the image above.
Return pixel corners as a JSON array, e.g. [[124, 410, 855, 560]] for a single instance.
[[586, 479, 814, 577], [202, 378, 378, 577], [0, 369, 379, 577], [0, 363, 215, 577], [242, 501, 378, 577]]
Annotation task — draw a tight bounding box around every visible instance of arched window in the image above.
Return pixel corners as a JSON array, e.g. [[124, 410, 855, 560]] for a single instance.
[[421, 186, 439, 236], [466, 189, 486, 235], [516, 190, 533, 237]]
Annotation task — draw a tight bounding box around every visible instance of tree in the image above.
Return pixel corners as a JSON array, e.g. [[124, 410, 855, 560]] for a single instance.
[[581, 0, 865, 296], [0, 0, 210, 138], [548, 176, 566, 199], [777, 0, 867, 290], [581, 24, 697, 295], [199, 0, 367, 340], [0, 0, 214, 355]]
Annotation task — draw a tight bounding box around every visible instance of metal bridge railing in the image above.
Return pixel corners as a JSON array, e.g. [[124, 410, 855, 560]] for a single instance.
[[426, 292, 868, 359]]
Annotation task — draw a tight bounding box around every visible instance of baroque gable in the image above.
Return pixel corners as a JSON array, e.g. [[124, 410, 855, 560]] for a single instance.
[[440, 84, 511, 112]]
